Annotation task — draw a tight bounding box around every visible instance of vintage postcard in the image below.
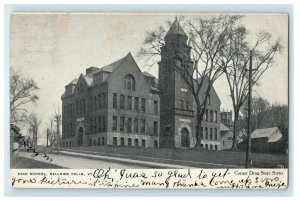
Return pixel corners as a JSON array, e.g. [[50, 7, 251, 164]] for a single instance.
[[9, 12, 288, 189]]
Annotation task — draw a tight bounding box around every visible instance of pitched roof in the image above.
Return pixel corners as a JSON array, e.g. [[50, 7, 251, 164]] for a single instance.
[[143, 71, 156, 78], [67, 78, 78, 86], [101, 53, 131, 73], [78, 53, 134, 87], [220, 123, 230, 132], [165, 18, 188, 38], [251, 127, 282, 142], [83, 74, 93, 86]]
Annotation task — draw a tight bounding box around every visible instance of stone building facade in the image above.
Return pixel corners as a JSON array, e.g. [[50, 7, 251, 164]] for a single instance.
[[158, 19, 221, 150], [61, 19, 221, 150], [61, 53, 160, 148]]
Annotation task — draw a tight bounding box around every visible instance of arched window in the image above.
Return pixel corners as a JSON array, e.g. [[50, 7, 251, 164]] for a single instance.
[[124, 74, 135, 91], [207, 94, 211, 105]]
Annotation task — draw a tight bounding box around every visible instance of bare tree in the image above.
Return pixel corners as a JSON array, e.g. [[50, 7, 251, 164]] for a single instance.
[[263, 103, 288, 153], [221, 25, 282, 149], [46, 106, 62, 150], [139, 15, 242, 147], [27, 113, 41, 147], [240, 97, 270, 133], [10, 70, 39, 123], [46, 118, 56, 148], [54, 107, 62, 151]]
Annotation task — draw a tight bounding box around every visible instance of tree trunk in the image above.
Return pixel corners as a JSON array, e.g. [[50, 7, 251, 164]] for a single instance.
[[56, 117, 61, 152], [231, 110, 239, 150], [195, 102, 203, 148]]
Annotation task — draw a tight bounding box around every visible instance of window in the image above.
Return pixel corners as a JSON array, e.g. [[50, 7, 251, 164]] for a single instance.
[[141, 119, 145, 134], [125, 74, 135, 91], [128, 138, 132, 146], [120, 117, 124, 132], [113, 137, 118, 146], [154, 101, 158, 114], [79, 100, 82, 114], [120, 94, 125, 109], [94, 118, 97, 133], [89, 97, 93, 111], [127, 96, 132, 110], [215, 145, 218, 150], [154, 121, 158, 136], [214, 128, 218, 140], [121, 138, 125, 146], [76, 101, 79, 115], [102, 116, 106, 132], [185, 101, 189, 110], [134, 118, 138, 133], [207, 94, 211, 105], [102, 93, 106, 108], [214, 111, 218, 122], [90, 118, 93, 134], [200, 127, 203, 139], [180, 99, 184, 109], [112, 116, 118, 131], [94, 96, 97, 110], [142, 139, 146, 147], [127, 118, 132, 133], [98, 94, 102, 109], [83, 99, 86, 114], [205, 109, 208, 121], [210, 128, 213, 140], [113, 93, 117, 109], [154, 140, 158, 148], [66, 105, 69, 116], [70, 122, 73, 136], [98, 117, 101, 132], [205, 127, 208, 140], [134, 97, 139, 111], [210, 110, 213, 122], [134, 139, 139, 147], [141, 98, 146, 112]]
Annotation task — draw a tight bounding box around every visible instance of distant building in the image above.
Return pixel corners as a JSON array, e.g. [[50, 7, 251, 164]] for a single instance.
[[238, 127, 283, 153], [220, 123, 233, 150], [220, 110, 233, 129], [61, 19, 221, 150]]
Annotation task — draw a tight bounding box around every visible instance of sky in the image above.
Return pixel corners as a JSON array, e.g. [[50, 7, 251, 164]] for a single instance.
[[10, 13, 288, 145]]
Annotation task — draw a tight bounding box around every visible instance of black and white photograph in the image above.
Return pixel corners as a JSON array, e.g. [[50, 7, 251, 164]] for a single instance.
[[9, 12, 288, 188]]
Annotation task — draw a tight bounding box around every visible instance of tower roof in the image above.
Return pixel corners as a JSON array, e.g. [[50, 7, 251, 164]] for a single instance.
[[165, 18, 188, 38]]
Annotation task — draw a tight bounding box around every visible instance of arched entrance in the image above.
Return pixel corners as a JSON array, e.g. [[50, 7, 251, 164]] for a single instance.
[[181, 127, 190, 148], [78, 127, 84, 146]]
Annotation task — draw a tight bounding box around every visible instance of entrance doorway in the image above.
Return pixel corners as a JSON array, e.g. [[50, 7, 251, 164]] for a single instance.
[[181, 127, 190, 148], [78, 127, 84, 146]]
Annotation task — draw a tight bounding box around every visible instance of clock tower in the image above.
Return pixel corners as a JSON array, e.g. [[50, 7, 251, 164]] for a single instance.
[[158, 18, 196, 148]]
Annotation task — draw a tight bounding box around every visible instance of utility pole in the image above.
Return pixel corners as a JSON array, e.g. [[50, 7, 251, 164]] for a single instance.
[[246, 50, 253, 168]]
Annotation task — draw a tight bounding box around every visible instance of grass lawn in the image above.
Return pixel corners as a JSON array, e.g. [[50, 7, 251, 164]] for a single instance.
[[63, 146, 288, 168], [11, 156, 65, 169]]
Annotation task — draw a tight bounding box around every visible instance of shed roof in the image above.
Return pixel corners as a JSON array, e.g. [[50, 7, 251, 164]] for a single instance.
[[251, 127, 282, 142]]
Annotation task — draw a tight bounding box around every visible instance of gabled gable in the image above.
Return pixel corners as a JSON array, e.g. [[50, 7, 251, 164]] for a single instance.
[[107, 53, 144, 79], [105, 53, 154, 93], [195, 76, 221, 107], [74, 74, 89, 94]]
